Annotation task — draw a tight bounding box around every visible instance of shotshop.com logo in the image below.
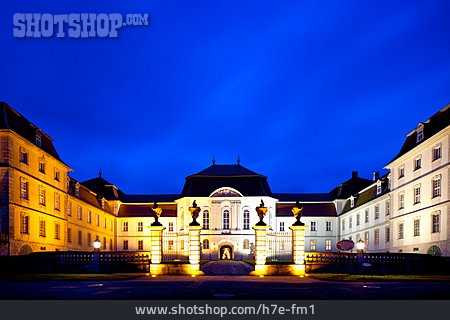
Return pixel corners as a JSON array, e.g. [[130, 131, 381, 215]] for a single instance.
[[13, 13, 149, 38]]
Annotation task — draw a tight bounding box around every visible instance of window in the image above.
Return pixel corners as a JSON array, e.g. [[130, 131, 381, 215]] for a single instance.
[[310, 221, 317, 232], [20, 177, 29, 199], [103, 217, 107, 229], [38, 186, 46, 205], [416, 126, 424, 142], [375, 205, 380, 220], [376, 181, 382, 195], [374, 229, 379, 245], [78, 230, 82, 245], [433, 145, 442, 161], [342, 219, 345, 231], [87, 233, 92, 246], [385, 226, 390, 242], [39, 219, 46, 237], [325, 239, 332, 251], [103, 237, 106, 249], [138, 221, 144, 232], [414, 219, 420, 237], [75, 183, 80, 197], [110, 219, 113, 231], [54, 168, 60, 181], [432, 211, 440, 233], [54, 193, 60, 211], [398, 165, 405, 179], [123, 240, 128, 250], [356, 233, 360, 241], [38, 158, 46, 173], [168, 240, 174, 250], [67, 201, 72, 217], [222, 210, 230, 229], [202, 239, 209, 250], [54, 223, 60, 240], [180, 240, 185, 250], [414, 157, 422, 171], [356, 213, 360, 226], [138, 240, 144, 250], [110, 239, 113, 250], [350, 196, 355, 208], [414, 185, 421, 204], [398, 223, 404, 240], [203, 210, 210, 230], [77, 206, 82, 220], [67, 228, 72, 243], [349, 217, 352, 229], [310, 240, 317, 251], [19, 148, 28, 164], [326, 221, 332, 232], [96, 214, 100, 226], [20, 213, 29, 234], [122, 221, 128, 232], [365, 209, 369, 223], [364, 231, 369, 247], [432, 176, 441, 198], [87, 210, 92, 224], [168, 222, 173, 232], [243, 210, 250, 230], [385, 200, 390, 216], [280, 221, 285, 231], [35, 134, 42, 147], [398, 192, 405, 209], [243, 239, 250, 250]]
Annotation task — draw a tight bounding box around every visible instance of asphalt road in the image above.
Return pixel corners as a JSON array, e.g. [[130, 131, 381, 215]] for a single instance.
[[1, 275, 449, 300]]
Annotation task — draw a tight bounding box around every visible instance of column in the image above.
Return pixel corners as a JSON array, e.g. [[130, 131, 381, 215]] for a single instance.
[[290, 225, 307, 275], [149, 225, 165, 274], [187, 225, 204, 275], [252, 225, 269, 275]]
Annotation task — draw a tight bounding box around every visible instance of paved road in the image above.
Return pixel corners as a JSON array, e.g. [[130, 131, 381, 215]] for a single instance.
[[0, 276, 449, 299], [201, 261, 253, 275]]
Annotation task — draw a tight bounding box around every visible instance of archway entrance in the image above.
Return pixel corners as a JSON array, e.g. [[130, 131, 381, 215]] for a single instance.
[[219, 245, 233, 260]]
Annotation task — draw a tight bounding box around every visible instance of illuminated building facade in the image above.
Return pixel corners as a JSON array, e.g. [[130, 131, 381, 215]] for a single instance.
[[0, 102, 449, 257]]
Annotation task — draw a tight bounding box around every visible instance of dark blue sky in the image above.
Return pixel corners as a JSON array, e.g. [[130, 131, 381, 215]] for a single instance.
[[1, 1, 449, 195]]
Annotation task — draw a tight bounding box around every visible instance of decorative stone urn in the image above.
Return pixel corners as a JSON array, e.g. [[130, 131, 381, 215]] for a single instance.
[[291, 200, 305, 226], [151, 202, 163, 226], [255, 199, 268, 226], [188, 200, 201, 226]]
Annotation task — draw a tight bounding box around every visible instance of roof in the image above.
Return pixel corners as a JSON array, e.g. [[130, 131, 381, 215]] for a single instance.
[[118, 203, 177, 218], [273, 193, 334, 202], [81, 177, 124, 200], [0, 102, 63, 162], [68, 177, 113, 213], [120, 194, 180, 203], [329, 172, 373, 199], [389, 103, 450, 164], [182, 164, 272, 197], [276, 203, 337, 217]]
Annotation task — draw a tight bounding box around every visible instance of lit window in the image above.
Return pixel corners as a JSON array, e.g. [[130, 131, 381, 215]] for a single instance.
[[123, 240, 128, 250], [104, 217, 107, 229], [67, 201, 72, 216], [385, 226, 390, 242], [310, 221, 317, 232], [364, 231, 369, 247], [414, 219, 420, 237], [168, 222, 173, 232], [365, 209, 369, 223], [432, 211, 440, 233], [432, 145, 442, 161], [122, 221, 128, 232], [20, 213, 29, 234], [54, 168, 60, 181], [414, 186, 421, 204], [180, 240, 185, 250], [75, 183, 80, 197], [38, 158, 45, 173], [67, 228, 72, 243], [203, 210, 210, 230], [280, 221, 285, 231], [374, 229, 379, 244], [19, 148, 28, 165], [77, 206, 82, 220], [374, 205, 380, 220], [398, 192, 405, 209], [414, 157, 422, 171], [432, 176, 441, 198], [138, 221, 144, 232], [38, 186, 46, 205], [202, 239, 209, 250], [325, 239, 332, 251], [243, 210, 250, 230], [326, 221, 332, 231], [398, 223, 404, 240], [222, 210, 230, 229], [310, 239, 317, 251], [87, 210, 92, 224], [36, 134, 42, 147], [243, 239, 249, 250], [96, 214, 100, 226], [54, 193, 60, 211], [20, 177, 29, 200], [39, 219, 46, 237], [138, 240, 144, 250], [168, 240, 174, 251]]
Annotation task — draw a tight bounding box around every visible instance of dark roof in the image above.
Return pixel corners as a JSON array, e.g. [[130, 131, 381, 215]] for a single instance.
[[0, 102, 63, 162], [329, 172, 373, 199], [118, 204, 177, 217], [389, 103, 450, 163], [341, 175, 390, 214], [81, 177, 124, 200], [120, 194, 180, 203], [276, 203, 337, 217], [273, 193, 334, 202], [68, 177, 113, 213], [182, 164, 272, 197]]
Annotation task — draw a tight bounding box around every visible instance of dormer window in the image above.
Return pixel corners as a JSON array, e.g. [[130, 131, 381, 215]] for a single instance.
[[350, 196, 355, 208], [416, 125, 424, 143], [376, 180, 382, 195], [75, 183, 80, 197], [36, 134, 42, 147]]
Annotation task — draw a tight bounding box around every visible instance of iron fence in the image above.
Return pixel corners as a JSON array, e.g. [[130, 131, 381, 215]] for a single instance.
[[266, 231, 292, 262], [162, 231, 189, 262]]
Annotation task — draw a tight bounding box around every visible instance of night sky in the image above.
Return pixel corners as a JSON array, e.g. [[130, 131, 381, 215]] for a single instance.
[[1, 1, 449, 195]]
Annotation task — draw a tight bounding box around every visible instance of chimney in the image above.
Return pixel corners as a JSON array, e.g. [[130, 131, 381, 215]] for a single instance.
[[373, 171, 379, 181], [352, 171, 358, 179]]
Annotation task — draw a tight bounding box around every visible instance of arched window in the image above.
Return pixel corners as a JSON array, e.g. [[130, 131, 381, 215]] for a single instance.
[[222, 210, 230, 229], [203, 210, 210, 230], [202, 239, 210, 250], [243, 239, 249, 250], [243, 210, 250, 230]]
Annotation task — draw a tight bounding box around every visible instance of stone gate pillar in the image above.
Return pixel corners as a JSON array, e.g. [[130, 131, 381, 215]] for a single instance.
[[149, 225, 165, 274], [252, 224, 270, 275], [290, 225, 307, 275], [187, 225, 203, 275]]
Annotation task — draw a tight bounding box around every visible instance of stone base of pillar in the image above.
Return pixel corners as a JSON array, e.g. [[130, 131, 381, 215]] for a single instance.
[[150, 263, 164, 275], [250, 264, 267, 276], [289, 264, 305, 276], [149, 263, 204, 275]]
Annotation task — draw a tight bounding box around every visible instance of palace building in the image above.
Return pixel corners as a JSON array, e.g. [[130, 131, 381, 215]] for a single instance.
[[0, 101, 449, 258]]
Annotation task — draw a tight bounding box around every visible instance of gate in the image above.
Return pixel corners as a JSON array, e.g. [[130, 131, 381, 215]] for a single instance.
[[162, 231, 189, 262], [266, 231, 292, 262]]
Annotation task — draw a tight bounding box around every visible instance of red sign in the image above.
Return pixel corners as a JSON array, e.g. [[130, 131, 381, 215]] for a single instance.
[[336, 239, 354, 251]]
